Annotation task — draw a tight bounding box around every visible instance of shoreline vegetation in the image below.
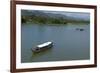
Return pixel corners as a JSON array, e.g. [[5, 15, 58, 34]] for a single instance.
[[21, 16, 90, 25], [21, 10, 90, 25]]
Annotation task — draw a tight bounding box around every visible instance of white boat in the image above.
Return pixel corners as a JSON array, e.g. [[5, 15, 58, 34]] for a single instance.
[[32, 42, 53, 53]]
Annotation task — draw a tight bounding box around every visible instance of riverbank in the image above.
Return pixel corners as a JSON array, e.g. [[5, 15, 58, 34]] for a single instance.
[[21, 16, 90, 25]]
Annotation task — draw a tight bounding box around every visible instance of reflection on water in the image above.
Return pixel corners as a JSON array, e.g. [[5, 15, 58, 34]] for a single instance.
[[21, 23, 90, 63], [32, 48, 53, 58]]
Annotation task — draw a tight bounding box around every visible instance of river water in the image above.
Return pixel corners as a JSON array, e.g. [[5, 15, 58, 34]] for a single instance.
[[21, 23, 90, 63]]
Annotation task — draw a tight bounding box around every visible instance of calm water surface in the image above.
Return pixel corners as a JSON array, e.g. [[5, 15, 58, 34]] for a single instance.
[[21, 23, 90, 63]]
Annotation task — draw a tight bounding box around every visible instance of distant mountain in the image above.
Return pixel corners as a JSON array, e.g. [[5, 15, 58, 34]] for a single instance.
[[21, 10, 90, 24]]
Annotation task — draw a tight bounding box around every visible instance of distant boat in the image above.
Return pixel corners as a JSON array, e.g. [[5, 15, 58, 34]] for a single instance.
[[80, 29, 84, 31], [76, 28, 84, 31], [32, 42, 53, 53]]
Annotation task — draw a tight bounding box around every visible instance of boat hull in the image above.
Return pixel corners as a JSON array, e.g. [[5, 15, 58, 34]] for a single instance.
[[32, 42, 53, 53]]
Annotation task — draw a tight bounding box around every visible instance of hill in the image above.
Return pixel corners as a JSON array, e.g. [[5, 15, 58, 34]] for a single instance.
[[21, 10, 90, 24]]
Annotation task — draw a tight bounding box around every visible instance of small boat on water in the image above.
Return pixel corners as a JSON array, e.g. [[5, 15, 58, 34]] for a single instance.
[[76, 28, 84, 31], [32, 42, 53, 53], [80, 28, 84, 31]]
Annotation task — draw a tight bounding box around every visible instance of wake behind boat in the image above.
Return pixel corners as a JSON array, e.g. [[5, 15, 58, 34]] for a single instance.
[[32, 42, 53, 53]]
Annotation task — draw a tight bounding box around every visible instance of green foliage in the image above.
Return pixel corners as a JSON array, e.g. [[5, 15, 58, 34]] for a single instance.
[[21, 15, 89, 25], [21, 16, 27, 23]]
